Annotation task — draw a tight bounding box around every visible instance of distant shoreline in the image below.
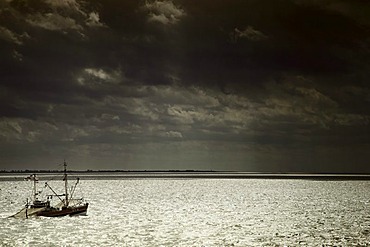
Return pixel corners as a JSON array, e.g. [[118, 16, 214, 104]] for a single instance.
[[1, 171, 370, 181]]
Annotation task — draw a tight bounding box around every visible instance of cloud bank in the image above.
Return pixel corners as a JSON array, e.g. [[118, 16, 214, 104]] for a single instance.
[[0, 0, 369, 172]]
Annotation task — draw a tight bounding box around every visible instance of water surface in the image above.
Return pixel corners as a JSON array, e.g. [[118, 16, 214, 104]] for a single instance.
[[1, 178, 370, 246]]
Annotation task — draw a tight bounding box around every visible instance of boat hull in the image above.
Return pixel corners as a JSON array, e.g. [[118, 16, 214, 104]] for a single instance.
[[37, 203, 89, 217]]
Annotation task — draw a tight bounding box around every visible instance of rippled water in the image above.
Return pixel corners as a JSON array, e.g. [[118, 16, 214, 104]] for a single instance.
[[1, 178, 370, 246]]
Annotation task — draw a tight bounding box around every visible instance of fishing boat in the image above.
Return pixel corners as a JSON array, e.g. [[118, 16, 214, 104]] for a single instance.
[[12, 161, 88, 218]]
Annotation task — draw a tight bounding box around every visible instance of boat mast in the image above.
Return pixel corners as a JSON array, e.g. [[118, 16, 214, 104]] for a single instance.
[[32, 174, 37, 202], [64, 160, 69, 207]]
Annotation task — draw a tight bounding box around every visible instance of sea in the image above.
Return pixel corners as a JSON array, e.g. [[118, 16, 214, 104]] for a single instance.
[[0, 174, 370, 246]]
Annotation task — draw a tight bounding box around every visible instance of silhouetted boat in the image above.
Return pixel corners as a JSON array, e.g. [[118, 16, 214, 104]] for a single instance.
[[12, 161, 88, 218]]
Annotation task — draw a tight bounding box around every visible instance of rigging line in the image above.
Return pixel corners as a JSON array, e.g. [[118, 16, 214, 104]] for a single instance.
[[44, 182, 64, 203]]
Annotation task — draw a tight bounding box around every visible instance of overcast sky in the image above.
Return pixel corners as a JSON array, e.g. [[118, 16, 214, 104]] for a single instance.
[[1, 0, 369, 172]]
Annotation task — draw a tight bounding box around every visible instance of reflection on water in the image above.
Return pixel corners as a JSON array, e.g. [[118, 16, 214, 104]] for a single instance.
[[1, 178, 370, 246]]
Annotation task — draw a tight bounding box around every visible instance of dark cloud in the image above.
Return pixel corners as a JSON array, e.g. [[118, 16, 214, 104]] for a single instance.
[[0, 0, 370, 172]]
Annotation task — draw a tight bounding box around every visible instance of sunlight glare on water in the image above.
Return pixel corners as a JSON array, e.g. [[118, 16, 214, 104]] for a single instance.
[[1, 178, 370, 246]]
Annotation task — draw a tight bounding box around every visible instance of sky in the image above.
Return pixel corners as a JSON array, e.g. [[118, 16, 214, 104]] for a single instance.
[[0, 0, 370, 172]]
